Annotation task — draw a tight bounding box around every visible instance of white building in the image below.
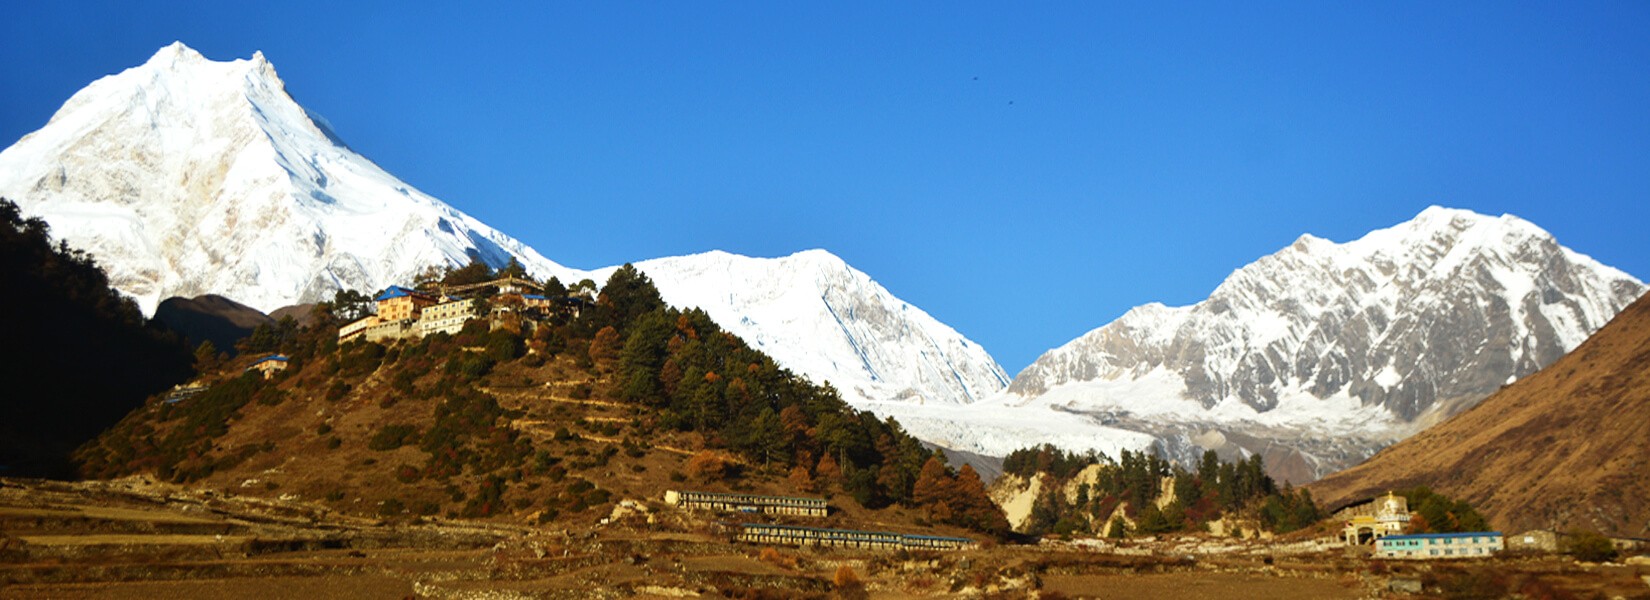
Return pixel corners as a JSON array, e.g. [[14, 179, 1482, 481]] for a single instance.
[[1375, 532, 1504, 559]]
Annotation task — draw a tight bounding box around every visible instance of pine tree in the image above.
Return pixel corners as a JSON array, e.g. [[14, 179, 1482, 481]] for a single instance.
[[444, 257, 495, 286], [1106, 516, 1129, 538], [588, 326, 621, 365], [193, 340, 223, 372], [745, 407, 785, 467], [498, 256, 528, 279], [596, 264, 664, 329], [912, 456, 952, 509], [787, 465, 816, 493], [542, 276, 568, 298], [815, 453, 843, 484]]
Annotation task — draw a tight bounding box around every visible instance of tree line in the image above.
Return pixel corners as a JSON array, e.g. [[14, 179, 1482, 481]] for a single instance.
[[1004, 443, 1321, 537], [79, 258, 1010, 536]]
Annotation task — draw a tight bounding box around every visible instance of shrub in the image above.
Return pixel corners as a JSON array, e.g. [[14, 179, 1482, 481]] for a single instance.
[[758, 547, 800, 569], [686, 451, 734, 482], [1566, 529, 1619, 563], [484, 330, 525, 362], [367, 424, 419, 451], [833, 566, 866, 598], [445, 353, 496, 380]]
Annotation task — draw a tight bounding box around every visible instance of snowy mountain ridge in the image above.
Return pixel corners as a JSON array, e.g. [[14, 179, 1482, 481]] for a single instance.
[[5, 44, 1646, 478], [0, 43, 1009, 408], [608, 249, 1010, 407], [971, 206, 1645, 481], [0, 42, 584, 314]]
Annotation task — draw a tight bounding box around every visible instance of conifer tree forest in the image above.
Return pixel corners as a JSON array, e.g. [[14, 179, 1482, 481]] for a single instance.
[[1001, 444, 1322, 537], [0, 198, 193, 478]]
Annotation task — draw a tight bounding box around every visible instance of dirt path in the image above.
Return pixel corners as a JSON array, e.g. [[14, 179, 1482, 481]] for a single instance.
[[1041, 572, 1364, 599]]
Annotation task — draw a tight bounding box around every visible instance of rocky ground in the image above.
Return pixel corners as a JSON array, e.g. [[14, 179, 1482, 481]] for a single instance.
[[4, 477, 1648, 599]]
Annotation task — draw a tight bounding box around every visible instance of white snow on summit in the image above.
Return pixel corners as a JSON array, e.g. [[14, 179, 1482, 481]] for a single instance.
[[0, 43, 1010, 410], [610, 249, 1010, 407], [0, 42, 581, 314], [943, 206, 1645, 479]]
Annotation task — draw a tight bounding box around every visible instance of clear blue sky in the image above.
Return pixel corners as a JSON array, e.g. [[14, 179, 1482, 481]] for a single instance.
[[4, 3, 1647, 373]]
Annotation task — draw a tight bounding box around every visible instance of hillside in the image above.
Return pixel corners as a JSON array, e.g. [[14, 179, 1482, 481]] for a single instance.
[[74, 265, 1006, 540], [0, 199, 192, 477], [152, 294, 274, 355], [1310, 293, 1650, 536]]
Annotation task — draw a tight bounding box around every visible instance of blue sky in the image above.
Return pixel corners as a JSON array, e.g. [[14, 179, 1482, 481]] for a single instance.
[[4, 3, 1648, 373]]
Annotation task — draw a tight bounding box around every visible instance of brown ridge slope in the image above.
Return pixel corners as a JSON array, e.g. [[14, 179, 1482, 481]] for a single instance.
[[1310, 293, 1650, 536]]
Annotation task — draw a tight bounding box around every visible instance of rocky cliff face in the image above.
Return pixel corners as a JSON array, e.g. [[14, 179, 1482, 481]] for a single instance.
[[1309, 293, 1650, 534], [998, 207, 1643, 481]]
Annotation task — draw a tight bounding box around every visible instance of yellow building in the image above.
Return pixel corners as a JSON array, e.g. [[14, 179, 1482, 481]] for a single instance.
[[338, 315, 378, 341], [374, 286, 435, 322]]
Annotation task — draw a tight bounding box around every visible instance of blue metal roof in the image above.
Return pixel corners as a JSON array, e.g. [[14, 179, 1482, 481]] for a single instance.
[[1380, 532, 1502, 541], [251, 354, 289, 365], [375, 286, 417, 301], [522, 294, 547, 300]]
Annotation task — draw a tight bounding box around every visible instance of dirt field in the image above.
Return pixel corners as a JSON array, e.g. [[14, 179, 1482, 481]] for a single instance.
[[5, 477, 1649, 599], [1040, 572, 1361, 599]]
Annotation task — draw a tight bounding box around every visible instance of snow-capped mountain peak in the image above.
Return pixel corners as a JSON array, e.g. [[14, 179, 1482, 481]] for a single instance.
[[612, 249, 1010, 406], [986, 206, 1643, 480], [0, 43, 1011, 412], [0, 43, 580, 314]]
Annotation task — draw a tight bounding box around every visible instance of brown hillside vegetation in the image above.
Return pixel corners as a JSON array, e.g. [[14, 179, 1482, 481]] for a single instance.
[[73, 264, 1007, 542], [1310, 293, 1650, 536]]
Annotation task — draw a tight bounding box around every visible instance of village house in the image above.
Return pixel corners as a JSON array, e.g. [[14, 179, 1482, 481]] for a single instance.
[[664, 490, 828, 517], [246, 355, 288, 379], [418, 297, 479, 337], [338, 277, 593, 343], [374, 285, 436, 322], [337, 315, 376, 342], [1507, 529, 1649, 555], [163, 384, 209, 404], [1374, 532, 1505, 559], [1507, 529, 1570, 553], [735, 523, 975, 551], [1338, 491, 1411, 545]]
